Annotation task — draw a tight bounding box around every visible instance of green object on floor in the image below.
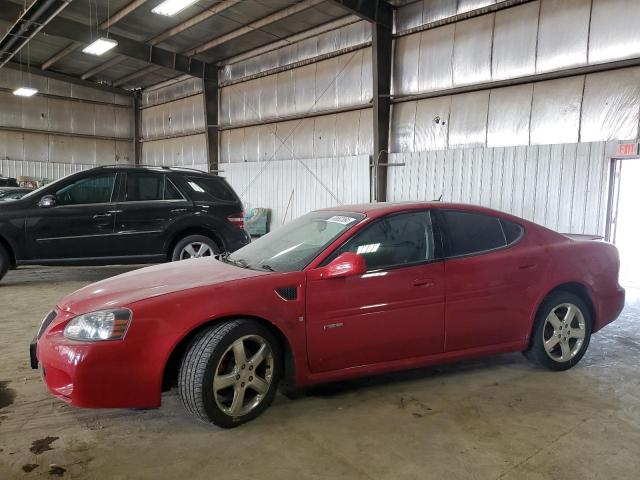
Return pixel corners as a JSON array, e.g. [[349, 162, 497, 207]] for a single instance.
[[245, 208, 270, 236]]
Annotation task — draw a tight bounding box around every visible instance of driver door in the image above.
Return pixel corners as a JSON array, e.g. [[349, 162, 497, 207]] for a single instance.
[[26, 172, 119, 261], [305, 210, 445, 373]]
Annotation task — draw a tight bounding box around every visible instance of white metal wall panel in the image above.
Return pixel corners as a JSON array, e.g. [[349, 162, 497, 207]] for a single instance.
[[140, 94, 205, 140], [387, 141, 614, 235], [417, 25, 455, 93], [492, 2, 539, 80], [390, 101, 417, 153], [414, 95, 451, 151], [458, 0, 496, 14], [530, 76, 583, 145], [580, 67, 640, 142], [393, 34, 421, 96], [0, 158, 98, 180], [142, 77, 202, 107], [452, 15, 494, 86], [448, 91, 489, 147], [589, 0, 640, 64], [141, 134, 207, 167], [487, 84, 533, 147], [222, 155, 370, 227], [536, 0, 590, 72]]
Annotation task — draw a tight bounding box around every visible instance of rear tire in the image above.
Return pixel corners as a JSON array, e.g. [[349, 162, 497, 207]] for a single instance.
[[178, 320, 281, 428], [171, 234, 220, 261], [524, 291, 592, 371], [0, 243, 9, 281]]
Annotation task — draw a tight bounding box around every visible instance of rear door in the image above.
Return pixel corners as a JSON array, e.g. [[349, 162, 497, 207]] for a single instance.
[[112, 171, 192, 257], [26, 171, 119, 260], [436, 209, 538, 351]]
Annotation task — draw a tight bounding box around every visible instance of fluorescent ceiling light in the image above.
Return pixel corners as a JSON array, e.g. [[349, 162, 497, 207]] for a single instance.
[[82, 37, 118, 56], [152, 0, 198, 16], [13, 87, 38, 97]]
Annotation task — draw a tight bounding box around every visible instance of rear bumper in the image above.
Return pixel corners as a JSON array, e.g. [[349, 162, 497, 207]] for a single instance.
[[594, 284, 625, 333]]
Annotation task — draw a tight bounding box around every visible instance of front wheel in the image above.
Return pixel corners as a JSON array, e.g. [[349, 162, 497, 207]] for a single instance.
[[171, 234, 220, 261], [524, 291, 592, 371], [178, 320, 281, 428]]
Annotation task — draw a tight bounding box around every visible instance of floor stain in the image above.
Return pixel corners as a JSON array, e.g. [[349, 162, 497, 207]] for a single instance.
[[30, 437, 59, 455], [21, 464, 39, 473], [48, 465, 66, 477], [0, 381, 16, 409]]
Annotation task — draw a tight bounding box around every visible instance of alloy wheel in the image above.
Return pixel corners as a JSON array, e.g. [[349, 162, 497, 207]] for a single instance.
[[179, 242, 214, 260], [542, 303, 586, 362], [213, 335, 274, 417]]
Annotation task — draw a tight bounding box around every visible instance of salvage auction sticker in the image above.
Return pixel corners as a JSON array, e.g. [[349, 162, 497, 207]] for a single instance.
[[326, 215, 356, 225]]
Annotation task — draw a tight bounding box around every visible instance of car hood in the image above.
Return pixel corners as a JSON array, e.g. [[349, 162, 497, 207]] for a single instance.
[[57, 258, 267, 314]]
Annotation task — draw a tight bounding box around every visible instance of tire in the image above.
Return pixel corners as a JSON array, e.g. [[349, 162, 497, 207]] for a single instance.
[[524, 291, 592, 371], [178, 320, 281, 428], [171, 234, 220, 261], [0, 243, 9, 282]]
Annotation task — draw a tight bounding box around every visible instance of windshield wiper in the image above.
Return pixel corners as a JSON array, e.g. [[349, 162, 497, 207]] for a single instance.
[[219, 253, 251, 269], [259, 264, 276, 272]]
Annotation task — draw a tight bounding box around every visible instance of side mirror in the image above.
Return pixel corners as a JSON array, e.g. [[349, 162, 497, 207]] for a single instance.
[[38, 195, 57, 208], [310, 252, 366, 280]]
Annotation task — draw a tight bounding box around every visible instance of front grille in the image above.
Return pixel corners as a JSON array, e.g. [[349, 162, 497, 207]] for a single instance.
[[275, 286, 298, 301], [37, 310, 57, 339]]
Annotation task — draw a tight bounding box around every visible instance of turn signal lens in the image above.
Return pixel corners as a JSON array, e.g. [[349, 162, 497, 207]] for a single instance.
[[64, 309, 132, 341], [227, 212, 245, 229]]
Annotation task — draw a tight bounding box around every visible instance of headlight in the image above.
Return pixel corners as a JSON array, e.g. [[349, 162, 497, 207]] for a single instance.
[[63, 309, 132, 341]]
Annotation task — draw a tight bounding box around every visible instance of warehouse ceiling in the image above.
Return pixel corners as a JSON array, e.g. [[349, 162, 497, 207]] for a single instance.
[[0, 0, 365, 92]]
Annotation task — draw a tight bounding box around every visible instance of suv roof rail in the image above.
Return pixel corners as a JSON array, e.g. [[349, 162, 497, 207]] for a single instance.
[[92, 164, 211, 174]]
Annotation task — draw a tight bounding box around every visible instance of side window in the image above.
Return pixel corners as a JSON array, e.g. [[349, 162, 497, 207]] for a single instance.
[[440, 210, 506, 257], [501, 219, 524, 245], [125, 173, 164, 201], [164, 178, 184, 200], [326, 211, 434, 271], [55, 173, 116, 205], [186, 176, 238, 202]]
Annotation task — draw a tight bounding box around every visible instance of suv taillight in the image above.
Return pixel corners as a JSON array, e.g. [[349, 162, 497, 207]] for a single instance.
[[227, 212, 245, 229]]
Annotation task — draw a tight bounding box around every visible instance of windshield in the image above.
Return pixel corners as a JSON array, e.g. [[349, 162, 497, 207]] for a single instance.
[[228, 211, 365, 272]]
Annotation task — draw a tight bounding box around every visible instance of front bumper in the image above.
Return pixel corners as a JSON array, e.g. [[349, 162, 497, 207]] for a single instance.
[[31, 308, 161, 408]]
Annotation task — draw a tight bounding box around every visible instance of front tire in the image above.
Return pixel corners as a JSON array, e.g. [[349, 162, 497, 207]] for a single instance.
[[178, 320, 281, 428], [171, 234, 220, 261], [524, 291, 592, 371]]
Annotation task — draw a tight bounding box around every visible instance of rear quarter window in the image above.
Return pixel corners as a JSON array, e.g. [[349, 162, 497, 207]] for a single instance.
[[440, 210, 507, 257], [185, 176, 238, 202], [501, 219, 524, 245]]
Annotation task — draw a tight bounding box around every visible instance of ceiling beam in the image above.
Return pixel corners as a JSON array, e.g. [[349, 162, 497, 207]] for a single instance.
[[99, 0, 148, 30], [40, 41, 80, 70], [0, 0, 214, 77], [82, 0, 241, 82], [183, 0, 326, 57], [329, 0, 393, 30], [113, 64, 159, 87]]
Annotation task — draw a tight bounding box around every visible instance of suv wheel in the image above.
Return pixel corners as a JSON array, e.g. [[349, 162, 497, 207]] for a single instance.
[[172, 235, 220, 261]]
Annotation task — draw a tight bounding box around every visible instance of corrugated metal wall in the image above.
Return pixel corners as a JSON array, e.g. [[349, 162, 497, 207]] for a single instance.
[[387, 142, 616, 236], [223, 155, 370, 227], [0, 69, 133, 169]]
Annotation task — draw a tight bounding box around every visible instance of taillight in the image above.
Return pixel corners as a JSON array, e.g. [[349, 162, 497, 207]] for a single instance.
[[227, 212, 245, 229]]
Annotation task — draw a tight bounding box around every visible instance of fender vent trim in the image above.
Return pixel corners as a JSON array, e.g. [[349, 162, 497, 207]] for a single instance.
[[275, 286, 298, 301]]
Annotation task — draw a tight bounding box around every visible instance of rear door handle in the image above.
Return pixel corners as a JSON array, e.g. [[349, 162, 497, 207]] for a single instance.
[[93, 213, 112, 219], [413, 278, 435, 288], [171, 208, 188, 213]]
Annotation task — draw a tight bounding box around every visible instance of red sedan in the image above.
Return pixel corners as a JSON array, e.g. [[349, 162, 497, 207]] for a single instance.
[[31, 202, 625, 427]]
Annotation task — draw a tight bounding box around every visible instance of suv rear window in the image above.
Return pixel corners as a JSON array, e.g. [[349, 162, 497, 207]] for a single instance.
[[186, 176, 238, 202], [440, 210, 506, 257]]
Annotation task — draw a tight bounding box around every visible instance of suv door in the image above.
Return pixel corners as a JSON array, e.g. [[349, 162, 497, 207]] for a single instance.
[[112, 171, 192, 258], [26, 172, 118, 260], [306, 210, 445, 373], [436, 209, 537, 351]]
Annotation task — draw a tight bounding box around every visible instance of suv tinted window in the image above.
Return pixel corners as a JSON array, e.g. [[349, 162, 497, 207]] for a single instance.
[[501, 219, 524, 244], [56, 173, 116, 205], [440, 210, 506, 257], [125, 173, 163, 201], [326, 211, 434, 271], [186, 176, 237, 202]]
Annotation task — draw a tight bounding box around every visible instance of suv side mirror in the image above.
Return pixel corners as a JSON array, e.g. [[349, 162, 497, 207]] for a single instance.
[[38, 195, 57, 208], [309, 252, 366, 280]]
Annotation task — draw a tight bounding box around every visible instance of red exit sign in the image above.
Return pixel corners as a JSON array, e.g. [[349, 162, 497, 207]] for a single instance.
[[617, 143, 638, 157]]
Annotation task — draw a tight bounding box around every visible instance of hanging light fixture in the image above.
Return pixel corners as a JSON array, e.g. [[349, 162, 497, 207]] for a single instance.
[[152, 0, 198, 16], [83, 37, 118, 56], [13, 87, 38, 97]]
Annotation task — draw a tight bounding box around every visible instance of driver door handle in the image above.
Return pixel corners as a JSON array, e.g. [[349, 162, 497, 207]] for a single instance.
[[93, 213, 112, 219], [413, 278, 435, 288]]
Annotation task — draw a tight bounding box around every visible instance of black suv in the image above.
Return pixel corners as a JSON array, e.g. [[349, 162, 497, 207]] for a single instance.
[[0, 165, 250, 281]]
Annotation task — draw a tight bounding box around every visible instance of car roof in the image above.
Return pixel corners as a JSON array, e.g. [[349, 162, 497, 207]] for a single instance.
[[91, 165, 214, 176], [319, 201, 522, 220]]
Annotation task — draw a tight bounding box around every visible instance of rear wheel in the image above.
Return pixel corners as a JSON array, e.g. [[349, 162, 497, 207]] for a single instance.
[[524, 291, 592, 371], [171, 234, 220, 261], [178, 320, 281, 428], [0, 243, 9, 281]]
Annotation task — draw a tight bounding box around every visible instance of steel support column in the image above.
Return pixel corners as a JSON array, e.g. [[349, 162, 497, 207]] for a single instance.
[[372, 22, 392, 202], [203, 72, 219, 174], [133, 91, 142, 165]]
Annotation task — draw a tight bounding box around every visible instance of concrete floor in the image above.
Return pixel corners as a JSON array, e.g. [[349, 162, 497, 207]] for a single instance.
[[1, 266, 639, 479]]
